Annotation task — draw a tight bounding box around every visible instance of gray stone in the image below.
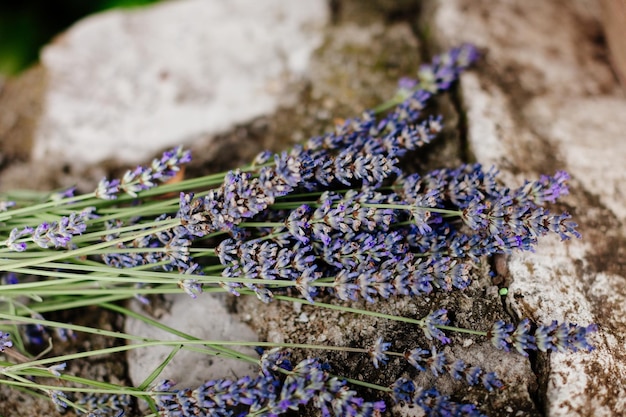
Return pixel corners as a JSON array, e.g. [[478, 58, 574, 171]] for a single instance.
[[425, 0, 626, 415], [125, 294, 259, 392], [33, 0, 328, 167]]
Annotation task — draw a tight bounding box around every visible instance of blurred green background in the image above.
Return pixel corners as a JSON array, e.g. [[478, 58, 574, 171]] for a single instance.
[[0, 0, 161, 76]]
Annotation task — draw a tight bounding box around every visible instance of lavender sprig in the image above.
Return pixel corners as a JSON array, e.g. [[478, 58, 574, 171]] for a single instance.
[[76, 393, 131, 417], [2, 207, 96, 251], [95, 145, 191, 199], [404, 346, 504, 392], [489, 319, 597, 355], [152, 350, 386, 417], [391, 378, 487, 417], [0, 331, 12, 352]]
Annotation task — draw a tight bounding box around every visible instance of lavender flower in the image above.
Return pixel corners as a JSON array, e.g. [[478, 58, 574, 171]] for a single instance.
[[519, 171, 570, 204], [152, 145, 192, 179], [405, 345, 503, 391], [153, 351, 386, 417], [512, 318, 536, 356], [178, 158, 305, 236], [391, 378, 415, 403], [0, 331, 12, 351], [75, 392, 131, 417], [96, 146, 191, 199], [489, 319, 597, 355], [47, 362, 67, 377], [50, 390, 69, 411], [368, 337, 391, 369], [178, 276, 203, 299], [422, 309, 452, 344], [101, 219, 195, 273], [0, 200, 16, 211], [489, 320, 514, 352], [1, 207, 96, 251], [416, 44, 480, 93], [217, 238, 317, 302], [2, 226, 33, 252], [23, 321, 47, 345], [95, 178, 121, 200], [31, 207, 96, 249], [413, 387, 487, 417], [49, 186, 76, 201], [391, 378, 487, 417], [1, 272, 19, 285]]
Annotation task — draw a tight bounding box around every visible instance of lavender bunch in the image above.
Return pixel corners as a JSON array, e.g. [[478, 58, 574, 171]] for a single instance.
[[214, 164, 579, 304], [0, 44, 599, 417], [176, 44, 478, 238]]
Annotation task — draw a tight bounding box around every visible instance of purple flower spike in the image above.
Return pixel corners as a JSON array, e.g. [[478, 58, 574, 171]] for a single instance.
[[492, 319, 597, 355], [535, 321, 558, 352], [96, 146, 191, 199], [411, 386, 487, 417], [391, 378, 415, 404], [368, 337, 391, 369], [490, 320, 514, 352], [568, 323, 598, 352], [3, 226, 34, 252], [153, 351, 387, 416], [512, 318, 536, 356], [0, 200, 16, 212], [0, 331, 12, 352], [423, 309, 452, 344], [95, 178, 121, 200]]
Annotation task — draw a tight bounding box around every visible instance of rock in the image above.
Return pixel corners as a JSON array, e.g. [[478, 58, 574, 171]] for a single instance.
[[425, 0, 626, 415], [0, 0, 328, 191], [0, 67, 45, 165], [601, 0, 626, 86], [125, 294, 259, 396]]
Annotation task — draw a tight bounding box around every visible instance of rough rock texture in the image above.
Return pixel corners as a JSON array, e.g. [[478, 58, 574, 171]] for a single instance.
[[0, 0, 327, 192], [425, 0, 626, 415], [1, 0, 625, 416], [125, 294, 259, 406], [601, 0, 626, 85]]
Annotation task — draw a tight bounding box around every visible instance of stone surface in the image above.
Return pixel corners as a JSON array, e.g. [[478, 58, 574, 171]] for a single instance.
[[31, 0, 327, 169], [601, 0, 626, 86], [125, 294, 258, 393], [426, 0, 626, 415]]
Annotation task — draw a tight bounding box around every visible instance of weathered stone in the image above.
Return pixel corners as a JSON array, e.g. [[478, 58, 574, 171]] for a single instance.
[[601, 0, 626, 86], [125, 294, 259, 398], [0, 67, 45, 164], [425, 0, 626, 415], [0, 0, 328, 192]]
